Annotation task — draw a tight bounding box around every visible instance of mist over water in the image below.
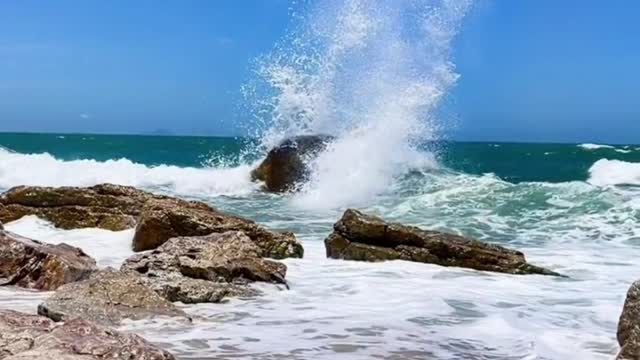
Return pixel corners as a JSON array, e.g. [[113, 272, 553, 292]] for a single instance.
[[249, 0, 471, 209]]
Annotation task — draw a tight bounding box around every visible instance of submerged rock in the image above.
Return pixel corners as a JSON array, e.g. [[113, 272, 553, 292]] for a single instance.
[[0, 310, 175, 359], [617, 280, 640, 359], [37, 269, 189, 326], [251, 135, 333, 192], [0, 184, 303, 257], [0, 230, 96, 290], [132, 198, 303, 257], [123, 231, 288, 304], [325, 209, 560, 276]]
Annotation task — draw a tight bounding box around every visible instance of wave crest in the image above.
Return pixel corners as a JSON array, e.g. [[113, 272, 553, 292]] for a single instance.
[[0, 149, 258, 197], [588, 159, 640, 186]]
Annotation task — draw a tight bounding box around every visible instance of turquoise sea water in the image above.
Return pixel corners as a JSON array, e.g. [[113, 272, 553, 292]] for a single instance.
[[1, 132, 639, 359], [2, 132, 639, 183]]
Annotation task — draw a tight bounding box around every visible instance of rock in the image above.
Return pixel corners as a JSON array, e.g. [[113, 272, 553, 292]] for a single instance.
[[123, 231, 288, 304], [0, 310, 175, 359], [0, 184, 304, 258], [132, 198, 303, 258], [37, 269, 189, 326], [0, 184, 164, 231], [0, 230, 96, 290], [617, 280, 640, 359], [251, 135, 333, 192], [325, 209, 560, 276]]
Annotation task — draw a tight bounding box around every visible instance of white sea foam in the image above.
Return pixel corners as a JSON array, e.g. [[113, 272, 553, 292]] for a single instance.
[[0, 148, 258, 196], [251, 0, 471, 209], [588, 159, 640, 186], [579, 143, 614, 150], [2, 171, 637, 359], [4, 216, 134, 268]]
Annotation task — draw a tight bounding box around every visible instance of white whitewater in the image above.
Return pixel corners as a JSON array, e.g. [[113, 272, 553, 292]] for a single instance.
[[250, 0, 471, 209]]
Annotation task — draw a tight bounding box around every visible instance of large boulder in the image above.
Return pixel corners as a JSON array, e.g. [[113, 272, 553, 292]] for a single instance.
[[0, 310, 175, 359], [0, 183, 164, 231], [325, 209, 560, 276], [132, 198, 303, 258], [37, 270, 189, 326], [122, 231, 288, 304], [251, 135, 333, 192], [617, 280, 640, 359], [0, 184, 304, 257], [0, 230, 96, 290]]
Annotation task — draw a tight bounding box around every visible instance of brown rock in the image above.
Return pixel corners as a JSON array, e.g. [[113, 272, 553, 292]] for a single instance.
[[251, 135, 333, 192], [0, 184, 304, 258], [0, 310, 175, 359], [37, 269, 189, 326], [0, 183, 163, 231], [325, 209, 560, 276], [0, 230, 96, 290], [618, 280, 640, 359], [123, 231, 288, 304], [132, 198, 303, 258]]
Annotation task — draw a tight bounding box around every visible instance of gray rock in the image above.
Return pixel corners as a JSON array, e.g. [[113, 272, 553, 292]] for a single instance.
[[0, 230, 96, 290], [37, 269, 189, 326], [123, 231, 288, 304], [325, 209, 560, 276], [0, 309, 175, 359]]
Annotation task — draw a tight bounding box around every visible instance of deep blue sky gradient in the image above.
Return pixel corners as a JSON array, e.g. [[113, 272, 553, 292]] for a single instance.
[[1, 0, 639, 143]]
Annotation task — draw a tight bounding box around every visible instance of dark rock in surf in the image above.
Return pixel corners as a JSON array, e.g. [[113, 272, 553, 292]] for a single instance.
[[0, 230, 96, 291], [0, 309, 176, 359], [123, 231, 288, 304], [0, 184, 304, 258], [37, 269, 189, 326], [325, 209, 560, 276], [251, 135, 334, 192], [617, 280, 640, 359]]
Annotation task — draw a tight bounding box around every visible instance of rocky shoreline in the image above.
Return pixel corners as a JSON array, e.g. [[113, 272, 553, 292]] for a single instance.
[[0, 178, 635, 358]]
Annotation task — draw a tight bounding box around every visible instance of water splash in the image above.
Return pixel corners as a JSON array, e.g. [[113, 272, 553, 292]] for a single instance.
[[249, 0, 472, 209]]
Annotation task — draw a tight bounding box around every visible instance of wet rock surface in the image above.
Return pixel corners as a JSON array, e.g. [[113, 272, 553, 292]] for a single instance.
[[325, 209, 559, 276], [0, 230, 96, 290], [0, 309, 175, 359], [132, 198, 303, 258], [251, 135, 334, 192], [0, 183, 163, 231], [618, 280, 640, 359], [123, 231, 288, 304], [0, 184, 304, 258], [37, 269, 189, 326]]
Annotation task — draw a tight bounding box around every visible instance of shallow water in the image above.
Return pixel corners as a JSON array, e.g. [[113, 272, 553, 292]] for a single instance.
[[2, 166, 638, 359]]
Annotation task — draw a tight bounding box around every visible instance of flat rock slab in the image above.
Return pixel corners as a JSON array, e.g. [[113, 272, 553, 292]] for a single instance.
[[0, 310, 175, 359], [38, 269, 189, 326], [0, 184, 304, 258], [0, 230, 96, 290], [123, 231, 288, 304], [325, 209, 559, 276]]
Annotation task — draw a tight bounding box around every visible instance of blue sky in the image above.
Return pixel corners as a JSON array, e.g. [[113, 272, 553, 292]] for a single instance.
[[1, 0, 639, 143]]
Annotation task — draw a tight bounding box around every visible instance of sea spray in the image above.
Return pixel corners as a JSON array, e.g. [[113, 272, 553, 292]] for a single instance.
[[249, 0, 472, 209]]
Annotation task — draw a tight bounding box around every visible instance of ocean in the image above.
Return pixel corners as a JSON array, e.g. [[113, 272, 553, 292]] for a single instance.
[[1, 133, 639, 359], [2, 0, 639, 358]]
